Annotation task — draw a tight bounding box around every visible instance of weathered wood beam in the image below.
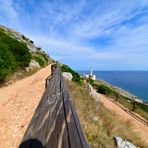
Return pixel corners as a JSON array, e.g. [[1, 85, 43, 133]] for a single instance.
[[19, 64, 89, 148]]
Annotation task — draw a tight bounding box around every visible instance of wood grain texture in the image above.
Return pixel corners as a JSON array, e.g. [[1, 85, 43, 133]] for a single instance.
[[19, 64, 89, 148]]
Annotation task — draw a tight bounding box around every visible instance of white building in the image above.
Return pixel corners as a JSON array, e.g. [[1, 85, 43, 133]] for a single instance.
[[83, 66, 96, 80]]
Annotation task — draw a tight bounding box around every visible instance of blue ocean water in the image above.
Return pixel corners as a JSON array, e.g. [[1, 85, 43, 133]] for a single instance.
[[79, 71, 148, 102]]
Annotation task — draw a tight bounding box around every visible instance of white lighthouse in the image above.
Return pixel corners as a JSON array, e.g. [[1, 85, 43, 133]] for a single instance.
[[90, 66, 93, 76], [89, 66, 96, 80]]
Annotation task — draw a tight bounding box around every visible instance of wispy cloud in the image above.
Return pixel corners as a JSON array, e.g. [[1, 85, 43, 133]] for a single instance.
[[0, 0, 20, 26], [0, 0, 148, 70]]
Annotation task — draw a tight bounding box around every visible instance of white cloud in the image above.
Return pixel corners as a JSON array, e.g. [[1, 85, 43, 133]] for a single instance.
[[0, 0, 148, 69], [0, 0, 18, 21], [71, 0, 148, 39]]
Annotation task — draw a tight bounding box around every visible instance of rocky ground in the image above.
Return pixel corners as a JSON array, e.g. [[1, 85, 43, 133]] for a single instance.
[[0, 65, 51, 148]]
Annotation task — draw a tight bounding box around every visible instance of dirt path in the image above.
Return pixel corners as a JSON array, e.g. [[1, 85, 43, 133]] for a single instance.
[[98, 93, 148, 145], [0, 65, 51, 148]]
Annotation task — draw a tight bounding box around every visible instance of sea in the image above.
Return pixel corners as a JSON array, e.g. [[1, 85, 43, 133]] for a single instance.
[[79, 71, 148, 102]]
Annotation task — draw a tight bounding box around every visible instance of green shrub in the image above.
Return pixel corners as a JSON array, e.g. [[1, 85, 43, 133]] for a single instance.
[[97, 84, 114, 95], [33, 53, 48, 66], [33, 55, 44, 66], [40, 53, 49, 62], [8, 41, 32, 67], [0, 30, 32, 81], [0, 44, 17, 81], [0, 30, 32, 67], [61, 64, 82, 84]]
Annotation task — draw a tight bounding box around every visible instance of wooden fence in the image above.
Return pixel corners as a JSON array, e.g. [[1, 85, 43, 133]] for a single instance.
[[19, 64, 89, 148]]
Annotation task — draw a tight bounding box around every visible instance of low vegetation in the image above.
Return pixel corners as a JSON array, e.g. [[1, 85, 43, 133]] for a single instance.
[[33, 53, 49, 66], [0, 29, 51, 83], [61, 64, 83, 84], [97, 84, 115, 96], [0, 30, 32, 82], [66, 79, 148, 148]]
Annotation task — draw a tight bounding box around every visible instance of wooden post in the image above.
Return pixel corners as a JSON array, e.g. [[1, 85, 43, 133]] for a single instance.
[[116, 93, 119, 101], [132, 101, 136, 111]]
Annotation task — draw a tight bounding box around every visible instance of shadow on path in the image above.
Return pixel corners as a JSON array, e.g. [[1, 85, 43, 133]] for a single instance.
[[19, 138, 44, 148]]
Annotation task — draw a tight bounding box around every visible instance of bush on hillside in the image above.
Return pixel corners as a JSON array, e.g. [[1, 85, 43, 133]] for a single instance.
[[97, 84, 114, 95], [33, 53, 48, 66], [61, 64, 82, 84], [40, 52, 49, 62], [33, 55, 44, 66], [8, 41, 32, 67], [0, 44, 17, 81], [0, 30, 32, 81]]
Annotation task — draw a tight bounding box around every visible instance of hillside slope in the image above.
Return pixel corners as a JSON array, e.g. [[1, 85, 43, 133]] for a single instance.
[[0, 25, 53, 83], [66, 80, 148, 148], [0, 24, 47, 54]]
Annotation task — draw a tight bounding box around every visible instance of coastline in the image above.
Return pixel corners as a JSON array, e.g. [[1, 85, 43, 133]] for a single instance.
[[81, 71, 146, 104], [95, 78, 144, 103], [80, 71, 148, 103]]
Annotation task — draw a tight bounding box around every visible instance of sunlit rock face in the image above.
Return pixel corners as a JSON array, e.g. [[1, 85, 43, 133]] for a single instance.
[[62, 72, 73, 80]]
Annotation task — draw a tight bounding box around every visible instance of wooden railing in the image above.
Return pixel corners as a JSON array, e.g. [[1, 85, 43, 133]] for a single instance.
[[108, 91, 148, 125], [19, 64, 89, 148]]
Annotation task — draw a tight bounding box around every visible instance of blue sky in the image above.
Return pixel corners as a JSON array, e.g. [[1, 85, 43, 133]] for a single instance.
[[0, 0, 148, 70]]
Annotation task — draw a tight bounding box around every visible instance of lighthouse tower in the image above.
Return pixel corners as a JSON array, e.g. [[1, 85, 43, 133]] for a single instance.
[[90, 66, 93, 76], [89, 66, 96, 80]]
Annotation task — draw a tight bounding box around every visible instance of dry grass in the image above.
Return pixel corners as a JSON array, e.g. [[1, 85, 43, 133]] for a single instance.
[[65, 79, 148, 148]]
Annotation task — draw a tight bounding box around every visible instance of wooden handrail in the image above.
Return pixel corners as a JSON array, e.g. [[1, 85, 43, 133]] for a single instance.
[[19, 64, 89, 148]]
